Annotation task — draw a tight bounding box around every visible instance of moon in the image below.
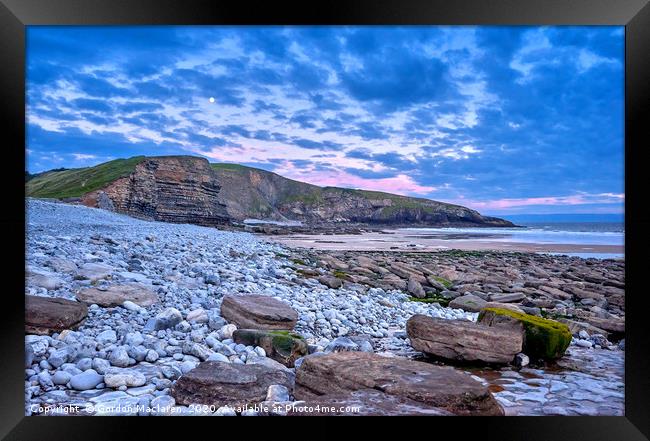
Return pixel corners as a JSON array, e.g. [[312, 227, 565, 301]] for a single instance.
[[209, 97, 215, 103]]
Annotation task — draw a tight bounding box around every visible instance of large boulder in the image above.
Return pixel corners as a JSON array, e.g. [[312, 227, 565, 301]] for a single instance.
[[171, 361, 293, 408], [76, 284, 157, 307], [478, 308, 572, 360], [287, 389, 453, 416], [233, 329, 308, 367], [25, 295, 88, 335], [220, 295, 298, 330], [448, 294, 487, 312], [406, 315, 522, 364], [294, 351, 503, 416]]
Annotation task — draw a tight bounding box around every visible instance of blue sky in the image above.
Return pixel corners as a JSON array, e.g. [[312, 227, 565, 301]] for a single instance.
[[26, 26, 624, 215]]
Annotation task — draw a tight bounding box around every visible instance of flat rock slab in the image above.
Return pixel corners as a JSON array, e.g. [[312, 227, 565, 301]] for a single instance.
[[294, 351, 503, 416], [448, 294, 487, 312], [287, 389, 453, 416], [171, 361, 293, 408], [406, 315, 523, 364], [220, 295, 298, 330], [76, 284, 158, 307], [489, 292, 526, 303], [25, 295, 88, 335]]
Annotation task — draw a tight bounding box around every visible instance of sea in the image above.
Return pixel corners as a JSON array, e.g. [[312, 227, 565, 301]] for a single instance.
[[402, 221, 625, 260]]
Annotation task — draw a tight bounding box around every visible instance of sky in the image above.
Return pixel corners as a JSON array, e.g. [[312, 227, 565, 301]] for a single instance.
[[26, 26, 624, 216]]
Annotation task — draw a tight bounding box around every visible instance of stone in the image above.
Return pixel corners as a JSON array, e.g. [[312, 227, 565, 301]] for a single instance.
[[48, 348, 70, 368], [144, 307, 183, 331], [207, 353, 230, 363], [482, 302, 525, 314], [294, 351, 503, 416], [52, 370, 72, 385], [220, 295, 298, 330], [104, 369, 147, 388], [92, 358, 111, 375], [47, 257, 78, 273], [217, 324, 237, 340], [232, 329, 308, 367], [96, 329, 117, 345], [150, 395, 176, 414], [407, 277, 426, 298], [25, 336, 49, 358], [317, 275, 343, 289], [171, 361, 293, 408], [25, 295, 88, 335], [448, 294, 487, 313], [557, 318, 610, 339], [266, 384, 290, 403], [186, 308, 208, 323], [513, 353, 530, 368], [76, 358, 93, 371], [478, 308, 572, 360], [122, 301, 144, 313], [583, 316, 625, 334], [108, 347, 131, 367], [204, 275, 221, 286], [27, 271, 64, 290], [37, 371, 54, 389], [182, 341, 213, 361], [76, 262, 114, 282], [489, 292, 526, 303], [575, 339, 593, 348], [145, 350, 159, 363], [69, 369, 104, 391], [287, 389, 454, 416], [323, 337, 359, 353], [208, 314, 227, 331], [76, 284, 157, 307], [406, 315, 523, 364]]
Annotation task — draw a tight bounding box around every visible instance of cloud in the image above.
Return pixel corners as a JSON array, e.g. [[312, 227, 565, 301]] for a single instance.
[[454, 193, 624, 210], [25, 26, 624, 215]]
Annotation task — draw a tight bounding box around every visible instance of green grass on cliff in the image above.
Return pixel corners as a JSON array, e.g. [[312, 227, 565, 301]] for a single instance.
[[26, 156, 146, 199]]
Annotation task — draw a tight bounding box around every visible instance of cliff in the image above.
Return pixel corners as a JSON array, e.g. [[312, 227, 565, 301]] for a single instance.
[[27, 156, 229, 226], [27, 156, 514, 228], [211, 163, 514, 227]]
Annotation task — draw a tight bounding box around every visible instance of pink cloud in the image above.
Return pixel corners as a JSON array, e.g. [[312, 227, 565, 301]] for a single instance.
[[282, 169, 438, 196], [454, 193, 625, 210]]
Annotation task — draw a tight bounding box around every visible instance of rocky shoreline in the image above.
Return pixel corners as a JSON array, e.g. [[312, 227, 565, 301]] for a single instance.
[[25, 200, 624, 416]]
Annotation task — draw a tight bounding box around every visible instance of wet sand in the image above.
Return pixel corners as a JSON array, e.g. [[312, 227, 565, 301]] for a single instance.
[[268, 230, 624, 254]]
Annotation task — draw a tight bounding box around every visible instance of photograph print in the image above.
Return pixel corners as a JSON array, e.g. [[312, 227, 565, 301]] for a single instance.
[[25, 25, 624, 417]]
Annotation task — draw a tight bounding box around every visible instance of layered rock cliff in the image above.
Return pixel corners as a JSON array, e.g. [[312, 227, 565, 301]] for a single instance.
[[27, 156, 514, 228], [81, 156, 229, 226]]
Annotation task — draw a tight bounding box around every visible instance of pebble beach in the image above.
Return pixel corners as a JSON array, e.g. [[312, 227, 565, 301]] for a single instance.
[[24, 199, 624, 416]]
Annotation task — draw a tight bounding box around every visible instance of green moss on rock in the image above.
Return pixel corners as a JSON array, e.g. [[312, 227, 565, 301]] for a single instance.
[[478, 307, 572, 360], [407, 296, 450, 307], [430, 275, 453, 289]]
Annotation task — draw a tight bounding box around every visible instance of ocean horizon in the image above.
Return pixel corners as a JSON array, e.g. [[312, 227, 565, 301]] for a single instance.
[[401, 221, 624, 259]]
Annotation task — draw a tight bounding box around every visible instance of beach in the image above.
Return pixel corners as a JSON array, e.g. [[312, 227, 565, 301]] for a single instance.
[[269, 227, 624, 259]]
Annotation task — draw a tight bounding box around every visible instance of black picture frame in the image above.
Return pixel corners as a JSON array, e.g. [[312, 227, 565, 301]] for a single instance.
[[1, 0, 648, 439]]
